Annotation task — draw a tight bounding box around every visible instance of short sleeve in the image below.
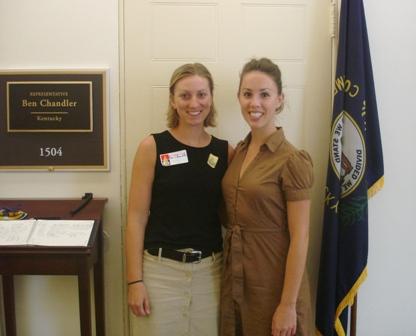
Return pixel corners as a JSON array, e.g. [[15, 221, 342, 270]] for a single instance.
[[281, 150, 314, 201]]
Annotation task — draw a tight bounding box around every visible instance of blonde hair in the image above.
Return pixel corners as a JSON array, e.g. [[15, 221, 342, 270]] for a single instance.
[[167, 63, 217, 128]]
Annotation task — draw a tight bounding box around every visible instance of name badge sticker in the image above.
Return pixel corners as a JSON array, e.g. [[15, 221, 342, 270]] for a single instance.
[[160, 149, 189, 167]]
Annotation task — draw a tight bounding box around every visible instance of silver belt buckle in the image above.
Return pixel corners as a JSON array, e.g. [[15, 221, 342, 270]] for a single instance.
[[182, 250, 202, 263]]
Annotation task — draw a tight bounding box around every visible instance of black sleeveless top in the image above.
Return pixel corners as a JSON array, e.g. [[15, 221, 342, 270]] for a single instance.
[[144, 130, 228, 252]]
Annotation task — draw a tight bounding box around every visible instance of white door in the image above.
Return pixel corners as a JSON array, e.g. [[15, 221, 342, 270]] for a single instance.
[[122, 0, 332, 330], [124, 0, 332, 163]]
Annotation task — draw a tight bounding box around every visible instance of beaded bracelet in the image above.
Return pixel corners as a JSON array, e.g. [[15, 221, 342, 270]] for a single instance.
[[128, 279, 143, 286]]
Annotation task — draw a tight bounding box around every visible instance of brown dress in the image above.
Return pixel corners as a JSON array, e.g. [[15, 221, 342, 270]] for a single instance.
[[220, 128, 314, 336]]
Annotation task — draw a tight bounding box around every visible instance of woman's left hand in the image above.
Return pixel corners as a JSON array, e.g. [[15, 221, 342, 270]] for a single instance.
[[271, 303, 297, 336]]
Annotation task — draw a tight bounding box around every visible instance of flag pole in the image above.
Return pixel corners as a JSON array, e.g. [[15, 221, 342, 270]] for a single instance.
[[350, 295, 357, 336]]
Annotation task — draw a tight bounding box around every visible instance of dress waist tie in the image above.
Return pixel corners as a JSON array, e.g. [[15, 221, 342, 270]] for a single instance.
[[225, 225, 282, 304]]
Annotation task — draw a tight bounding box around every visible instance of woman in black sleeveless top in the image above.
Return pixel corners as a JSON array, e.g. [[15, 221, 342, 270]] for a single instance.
[[125, 63, 232, 336]]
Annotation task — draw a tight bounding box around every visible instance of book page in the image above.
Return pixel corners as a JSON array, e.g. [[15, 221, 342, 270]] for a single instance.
[[27, 220, 95, 246], [0, 219, 36, 245]]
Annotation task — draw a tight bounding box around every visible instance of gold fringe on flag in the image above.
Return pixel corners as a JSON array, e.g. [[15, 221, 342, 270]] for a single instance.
[[334, 267, 368, 336], [368, 176, 384, 198]]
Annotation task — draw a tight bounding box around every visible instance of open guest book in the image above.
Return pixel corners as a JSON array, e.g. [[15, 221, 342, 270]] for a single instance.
[[0, 219, 95, 247]]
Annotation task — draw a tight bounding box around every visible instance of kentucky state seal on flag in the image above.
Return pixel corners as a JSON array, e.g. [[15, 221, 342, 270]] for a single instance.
[[315, 0, 384, 335]]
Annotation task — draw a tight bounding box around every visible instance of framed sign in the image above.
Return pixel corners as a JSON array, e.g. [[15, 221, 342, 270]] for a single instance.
[[0, 70, 108, 171]]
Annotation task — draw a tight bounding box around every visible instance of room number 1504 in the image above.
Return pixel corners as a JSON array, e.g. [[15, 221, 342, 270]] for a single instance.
[[40, 147, 63, 157]]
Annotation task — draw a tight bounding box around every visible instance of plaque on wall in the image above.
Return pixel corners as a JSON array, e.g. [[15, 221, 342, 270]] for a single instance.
[[0, 70, 108, 171]]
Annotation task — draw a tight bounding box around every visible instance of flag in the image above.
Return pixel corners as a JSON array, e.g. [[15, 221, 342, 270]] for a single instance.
[[315, 0, 384, 335]]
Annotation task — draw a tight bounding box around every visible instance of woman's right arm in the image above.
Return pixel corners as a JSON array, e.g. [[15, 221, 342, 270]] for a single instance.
[[125, 135, 156, 316], [227, 143, 235, 164]]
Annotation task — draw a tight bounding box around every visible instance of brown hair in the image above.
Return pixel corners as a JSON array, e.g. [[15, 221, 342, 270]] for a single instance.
[[167, 63, 217, 128], [238, 58, 284, 113]]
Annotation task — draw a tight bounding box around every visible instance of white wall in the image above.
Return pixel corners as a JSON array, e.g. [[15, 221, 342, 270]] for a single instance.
[[357, 1, 416, 335], [0, 1, 124, 335]]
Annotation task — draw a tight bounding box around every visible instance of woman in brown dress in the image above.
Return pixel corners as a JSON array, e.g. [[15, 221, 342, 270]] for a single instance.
[[220, 58, 314, 336]]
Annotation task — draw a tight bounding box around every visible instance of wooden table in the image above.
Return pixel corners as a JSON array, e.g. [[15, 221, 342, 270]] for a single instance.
[[0, 198, 107, 336]]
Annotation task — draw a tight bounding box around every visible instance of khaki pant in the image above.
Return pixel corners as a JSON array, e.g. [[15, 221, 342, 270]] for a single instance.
[[130, 249, 222, 336]]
